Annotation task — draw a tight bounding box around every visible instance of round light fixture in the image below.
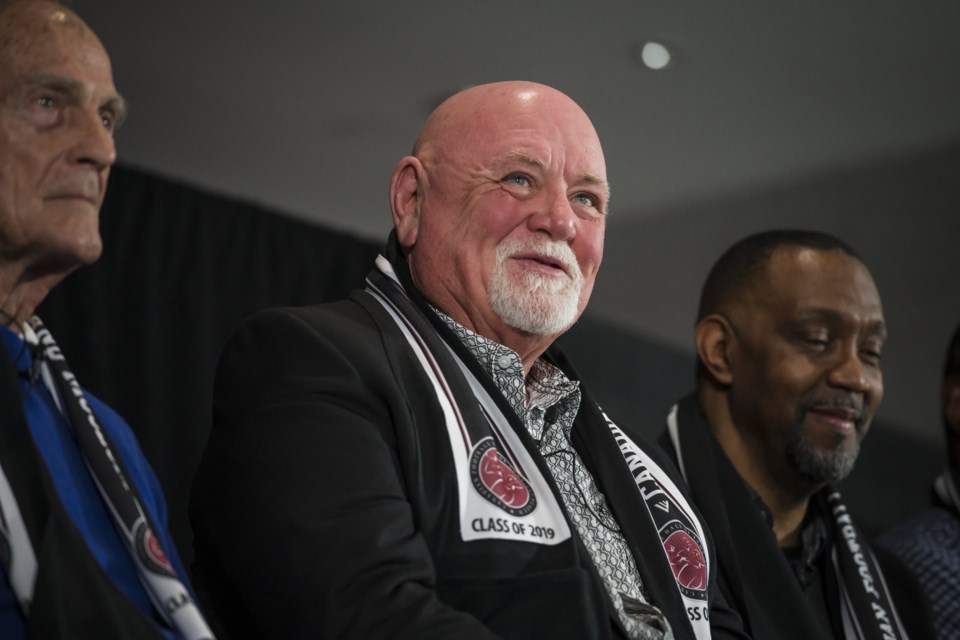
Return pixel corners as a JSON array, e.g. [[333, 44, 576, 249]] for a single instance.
[[640, 41, 671, 70]]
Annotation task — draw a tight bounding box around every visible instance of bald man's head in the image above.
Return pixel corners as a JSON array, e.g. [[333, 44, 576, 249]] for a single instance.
[[389, 81, 608, 369], [0, 0, 123, 328], [0, 1, 82, 62], [413, 82, 604, 174]]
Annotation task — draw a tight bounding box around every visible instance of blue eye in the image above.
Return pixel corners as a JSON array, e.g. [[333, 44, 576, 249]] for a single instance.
[[504, 174, 530, 187], [573, 193, 596, 207], [26, 94, 61, 127]]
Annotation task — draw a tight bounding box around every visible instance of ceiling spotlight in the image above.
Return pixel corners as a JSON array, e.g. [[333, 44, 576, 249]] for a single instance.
[[640, 41, 671, 70]]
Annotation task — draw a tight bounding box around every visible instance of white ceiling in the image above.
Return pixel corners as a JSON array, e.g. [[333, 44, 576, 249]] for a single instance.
[[78, 0, 960, 238]]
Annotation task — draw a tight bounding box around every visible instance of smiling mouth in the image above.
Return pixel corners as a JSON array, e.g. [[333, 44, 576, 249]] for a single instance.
[[514, 254, 570, 277], [806, 406, 863, 432]]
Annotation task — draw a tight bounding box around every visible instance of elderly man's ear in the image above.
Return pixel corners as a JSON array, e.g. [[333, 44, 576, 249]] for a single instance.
[[696, 315, 735, 387], [390, 156, 426, 250]]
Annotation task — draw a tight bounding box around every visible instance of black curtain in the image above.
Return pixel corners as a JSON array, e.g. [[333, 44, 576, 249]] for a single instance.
[[38, 164, 380, 563]]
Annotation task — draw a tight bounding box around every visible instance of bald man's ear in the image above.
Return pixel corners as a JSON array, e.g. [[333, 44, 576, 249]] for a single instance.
[[696, 315, 735, 387], [390, 156, 425, 250]]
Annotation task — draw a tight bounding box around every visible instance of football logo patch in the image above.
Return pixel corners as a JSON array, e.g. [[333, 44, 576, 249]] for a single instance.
[[661, 520, 707, 597], [135, 521, 174, 576], [470, 438, 537, 517]]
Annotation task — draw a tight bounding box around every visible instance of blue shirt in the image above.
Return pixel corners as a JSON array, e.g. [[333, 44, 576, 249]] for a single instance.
[[0, 325, 186, 639]]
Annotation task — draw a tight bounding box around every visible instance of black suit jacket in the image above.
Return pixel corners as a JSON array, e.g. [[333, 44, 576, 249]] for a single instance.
[[659, 394, 932, 640], [659, 395, 835, 640], [191, 261, 747, 640]]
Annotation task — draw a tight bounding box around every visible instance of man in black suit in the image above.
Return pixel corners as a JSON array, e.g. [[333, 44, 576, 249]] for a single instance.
[[659, 230, 922, 639], [191, 81, 747, 639]]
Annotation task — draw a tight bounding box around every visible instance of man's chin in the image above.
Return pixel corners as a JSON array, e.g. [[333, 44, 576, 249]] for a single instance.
[[72, 233, 104, 265], [787, 439, 861, 484], [43, 234, 104, 274], [491, 295, 578, 337], [490, 255, 584, 337]]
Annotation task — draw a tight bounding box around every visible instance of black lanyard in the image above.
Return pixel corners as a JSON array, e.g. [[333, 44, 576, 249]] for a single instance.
[[27, 317, 214, 640]]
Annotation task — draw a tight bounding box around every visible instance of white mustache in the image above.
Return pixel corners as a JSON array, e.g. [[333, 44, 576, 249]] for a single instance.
[[496, 238, 582, 283]]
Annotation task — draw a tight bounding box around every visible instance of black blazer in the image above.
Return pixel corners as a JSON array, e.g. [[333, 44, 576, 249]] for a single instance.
[[659, 394, 932, 640], [191, 268, 747, 640]]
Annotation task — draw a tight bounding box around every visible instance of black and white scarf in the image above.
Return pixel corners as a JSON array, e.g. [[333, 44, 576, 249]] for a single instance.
[[366, 253, 712, 640], [665, 394, 907, 640], [0, 317, 213, 639], [824, 490, 908, 640]]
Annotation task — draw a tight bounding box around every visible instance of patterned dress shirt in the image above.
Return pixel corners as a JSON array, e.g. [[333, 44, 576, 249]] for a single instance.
[[433, 309, 671, 640]]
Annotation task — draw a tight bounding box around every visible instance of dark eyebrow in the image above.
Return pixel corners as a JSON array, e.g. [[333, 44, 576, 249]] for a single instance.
[[795, 308, 887, 341], [19, 72, 83, 96], [863, 319, 888, 342]]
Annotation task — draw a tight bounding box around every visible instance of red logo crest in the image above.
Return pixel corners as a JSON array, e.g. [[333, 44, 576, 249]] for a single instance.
[[135, 522, 175, 577], [664, 527, 707, 592], [145, 529, 173, 573], [470, 438, 537, 516], [479, 447, 530, 508]]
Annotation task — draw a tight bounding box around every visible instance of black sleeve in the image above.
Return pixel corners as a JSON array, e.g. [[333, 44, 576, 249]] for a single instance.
[[190, 306, 502, 640], [705, 585, 752, 640]]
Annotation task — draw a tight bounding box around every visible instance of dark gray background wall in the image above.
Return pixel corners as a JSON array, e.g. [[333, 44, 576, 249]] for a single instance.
[[70, 0, 960, 447], [54, 1, 960, 546]]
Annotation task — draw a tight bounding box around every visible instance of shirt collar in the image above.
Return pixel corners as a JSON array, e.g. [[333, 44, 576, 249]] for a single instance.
[[429, 306, 579, 417], [751, 485, 830, 572], [1, 323, 33, 372]]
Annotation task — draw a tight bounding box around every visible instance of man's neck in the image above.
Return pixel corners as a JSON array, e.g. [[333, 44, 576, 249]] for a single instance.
[[754, 480, 813, 548], [700, 389, 818, 547], [0, 263, 64, 330], [426, 302, 555, 377]]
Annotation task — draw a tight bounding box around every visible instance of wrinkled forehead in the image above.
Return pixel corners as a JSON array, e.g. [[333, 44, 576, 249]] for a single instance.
[[0, 4, 118, 108], [424, 95, 607, 181], [1, 2, 101, 68]]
